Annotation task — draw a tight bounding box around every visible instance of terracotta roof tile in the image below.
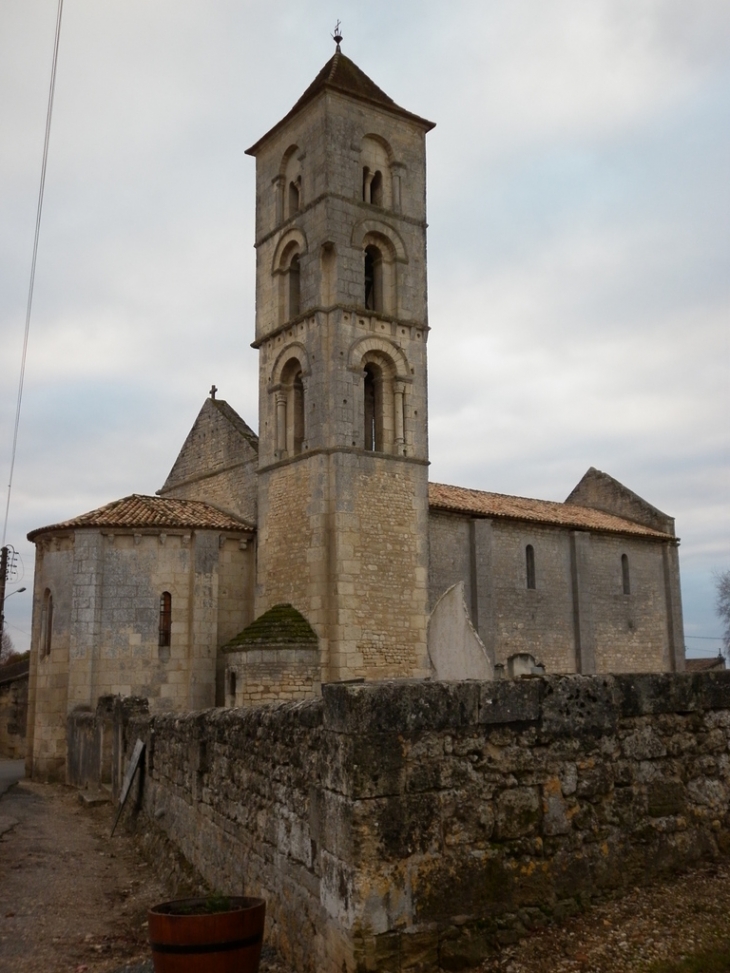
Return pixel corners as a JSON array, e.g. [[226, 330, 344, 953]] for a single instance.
[[28, 495, 254, 540], [428, 482, 672, 539], [686, 656, 726, 672]]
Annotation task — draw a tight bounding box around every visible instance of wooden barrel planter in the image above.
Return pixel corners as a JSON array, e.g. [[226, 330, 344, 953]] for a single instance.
[[148, 896, 266, 973]]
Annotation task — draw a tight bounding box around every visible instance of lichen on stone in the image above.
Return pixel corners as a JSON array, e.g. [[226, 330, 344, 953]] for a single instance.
[[222, 603, 318, 651]]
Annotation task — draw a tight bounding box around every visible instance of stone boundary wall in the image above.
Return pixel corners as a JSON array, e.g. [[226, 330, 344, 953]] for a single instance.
[[119, 672, 730, 972], [0, 658, 29, 758]]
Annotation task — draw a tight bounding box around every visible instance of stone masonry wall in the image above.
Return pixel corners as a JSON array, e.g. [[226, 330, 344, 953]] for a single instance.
[[224, 645, 320, 706], [0, 660, 28, 758], [428, 511, 676, 677], [159, 397, 259, 527], [121, 672, 730, 973]]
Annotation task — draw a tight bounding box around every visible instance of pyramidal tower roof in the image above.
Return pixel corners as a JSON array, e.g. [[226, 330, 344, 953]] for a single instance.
[[246, 48, 435, 156]]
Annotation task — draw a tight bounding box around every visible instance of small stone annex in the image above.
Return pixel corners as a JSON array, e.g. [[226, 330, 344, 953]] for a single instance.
[[25, 44, 685, 781]]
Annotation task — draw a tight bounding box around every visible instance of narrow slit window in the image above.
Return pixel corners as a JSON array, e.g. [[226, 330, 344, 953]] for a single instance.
[[229, 670, 237, 701], [159, 592, 172, 647], [621, 554, 631, 595], [526, 545, 536, 590]]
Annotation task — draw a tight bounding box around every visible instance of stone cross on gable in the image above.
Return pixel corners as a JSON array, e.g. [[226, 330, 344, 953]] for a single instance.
[[210, 385, 218, 400]]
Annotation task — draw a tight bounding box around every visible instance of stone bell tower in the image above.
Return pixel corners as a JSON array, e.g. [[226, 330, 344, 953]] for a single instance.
[[245, 38, 435, 683]]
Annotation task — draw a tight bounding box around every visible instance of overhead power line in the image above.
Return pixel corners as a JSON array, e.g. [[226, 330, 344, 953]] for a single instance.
[[2, 0, 64, 547]]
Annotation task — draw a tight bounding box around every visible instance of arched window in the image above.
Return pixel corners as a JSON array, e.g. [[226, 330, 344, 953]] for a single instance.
[[278, 357, 306, 458], [526, 545, 536, 590], [364, 363, 383, 451], [40, 588, 53, 658], [364, 245, 383, 312], [277, 145, 301, 224], [621, 554, 631, 595], [370, 170, 383, 206], [360, 136, 391, 208], [159, 592, 172, 647], [362, 167, 383, 206], [288, 179, 300, 216], [288, 254, 301, 319]]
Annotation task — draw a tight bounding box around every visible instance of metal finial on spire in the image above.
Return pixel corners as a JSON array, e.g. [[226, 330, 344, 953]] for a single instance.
[[332, 20, 343, 51]]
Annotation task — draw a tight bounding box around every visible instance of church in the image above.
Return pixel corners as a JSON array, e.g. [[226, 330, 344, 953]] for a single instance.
[[24, 45, 685, 780]]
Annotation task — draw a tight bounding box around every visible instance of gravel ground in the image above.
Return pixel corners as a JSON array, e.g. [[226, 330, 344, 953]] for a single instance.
[[476, 859, 730, 972], [1, 777, 729, 972]]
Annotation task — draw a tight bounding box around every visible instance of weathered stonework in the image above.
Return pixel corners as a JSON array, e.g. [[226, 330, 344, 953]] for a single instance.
[[248, 57, 434, 683], [26, 520, 253, 781], [222, 603, 321, 705], [122, 671, 730, 972], [428, 512, 683, 676], [25, 49, 688, 790], [159, 398, 259, 526], [0, 659, 29, 758]]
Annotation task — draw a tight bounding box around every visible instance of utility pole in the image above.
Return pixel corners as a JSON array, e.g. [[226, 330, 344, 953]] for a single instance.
[[0, 546, 7, 652]]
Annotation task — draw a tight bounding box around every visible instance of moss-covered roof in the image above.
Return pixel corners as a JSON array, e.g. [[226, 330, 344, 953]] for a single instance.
[[222, 603, 318, 651]]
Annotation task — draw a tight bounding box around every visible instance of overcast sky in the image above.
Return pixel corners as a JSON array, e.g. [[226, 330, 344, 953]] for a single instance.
[[1, 0, 728, 656]]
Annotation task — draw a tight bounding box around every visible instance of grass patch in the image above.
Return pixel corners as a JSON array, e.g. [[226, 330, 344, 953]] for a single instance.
[[646, 942, 730, 973]]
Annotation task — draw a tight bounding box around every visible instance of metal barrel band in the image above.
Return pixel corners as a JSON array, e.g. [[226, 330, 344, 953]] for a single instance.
[[150, 931, 263, 955]]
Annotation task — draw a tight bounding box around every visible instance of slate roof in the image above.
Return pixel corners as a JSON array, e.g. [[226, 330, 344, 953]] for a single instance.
[[28, 495, 255, 540], [246, 50, 435, 155], [428, 482, 673, 539]]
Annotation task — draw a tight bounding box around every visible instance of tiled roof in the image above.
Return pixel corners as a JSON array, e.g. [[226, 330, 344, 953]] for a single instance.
[[428, 482, 672, 539], [28, 495, 255, 540], [686, 656, 726, 672], [246, 51, 435, 155]]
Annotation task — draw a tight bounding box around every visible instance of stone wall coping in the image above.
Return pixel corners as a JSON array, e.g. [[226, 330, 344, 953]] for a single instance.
[[321, 672, 730, 735], [113, 672, 730, 742]]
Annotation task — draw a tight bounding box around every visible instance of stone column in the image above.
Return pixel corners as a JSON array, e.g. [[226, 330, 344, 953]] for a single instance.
[[300, 375, 310, 451], [394, 381, 405, 452], [275, 391, 287, 458], [663, 541, 686, 672]]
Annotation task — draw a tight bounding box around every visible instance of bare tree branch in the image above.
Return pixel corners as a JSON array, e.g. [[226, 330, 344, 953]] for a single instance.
[[715, 569, 730, 658]]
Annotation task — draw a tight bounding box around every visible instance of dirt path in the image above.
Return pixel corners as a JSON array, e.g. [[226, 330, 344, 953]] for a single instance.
[[1, 776, 729, 972], [0, 779, 168, 973]]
